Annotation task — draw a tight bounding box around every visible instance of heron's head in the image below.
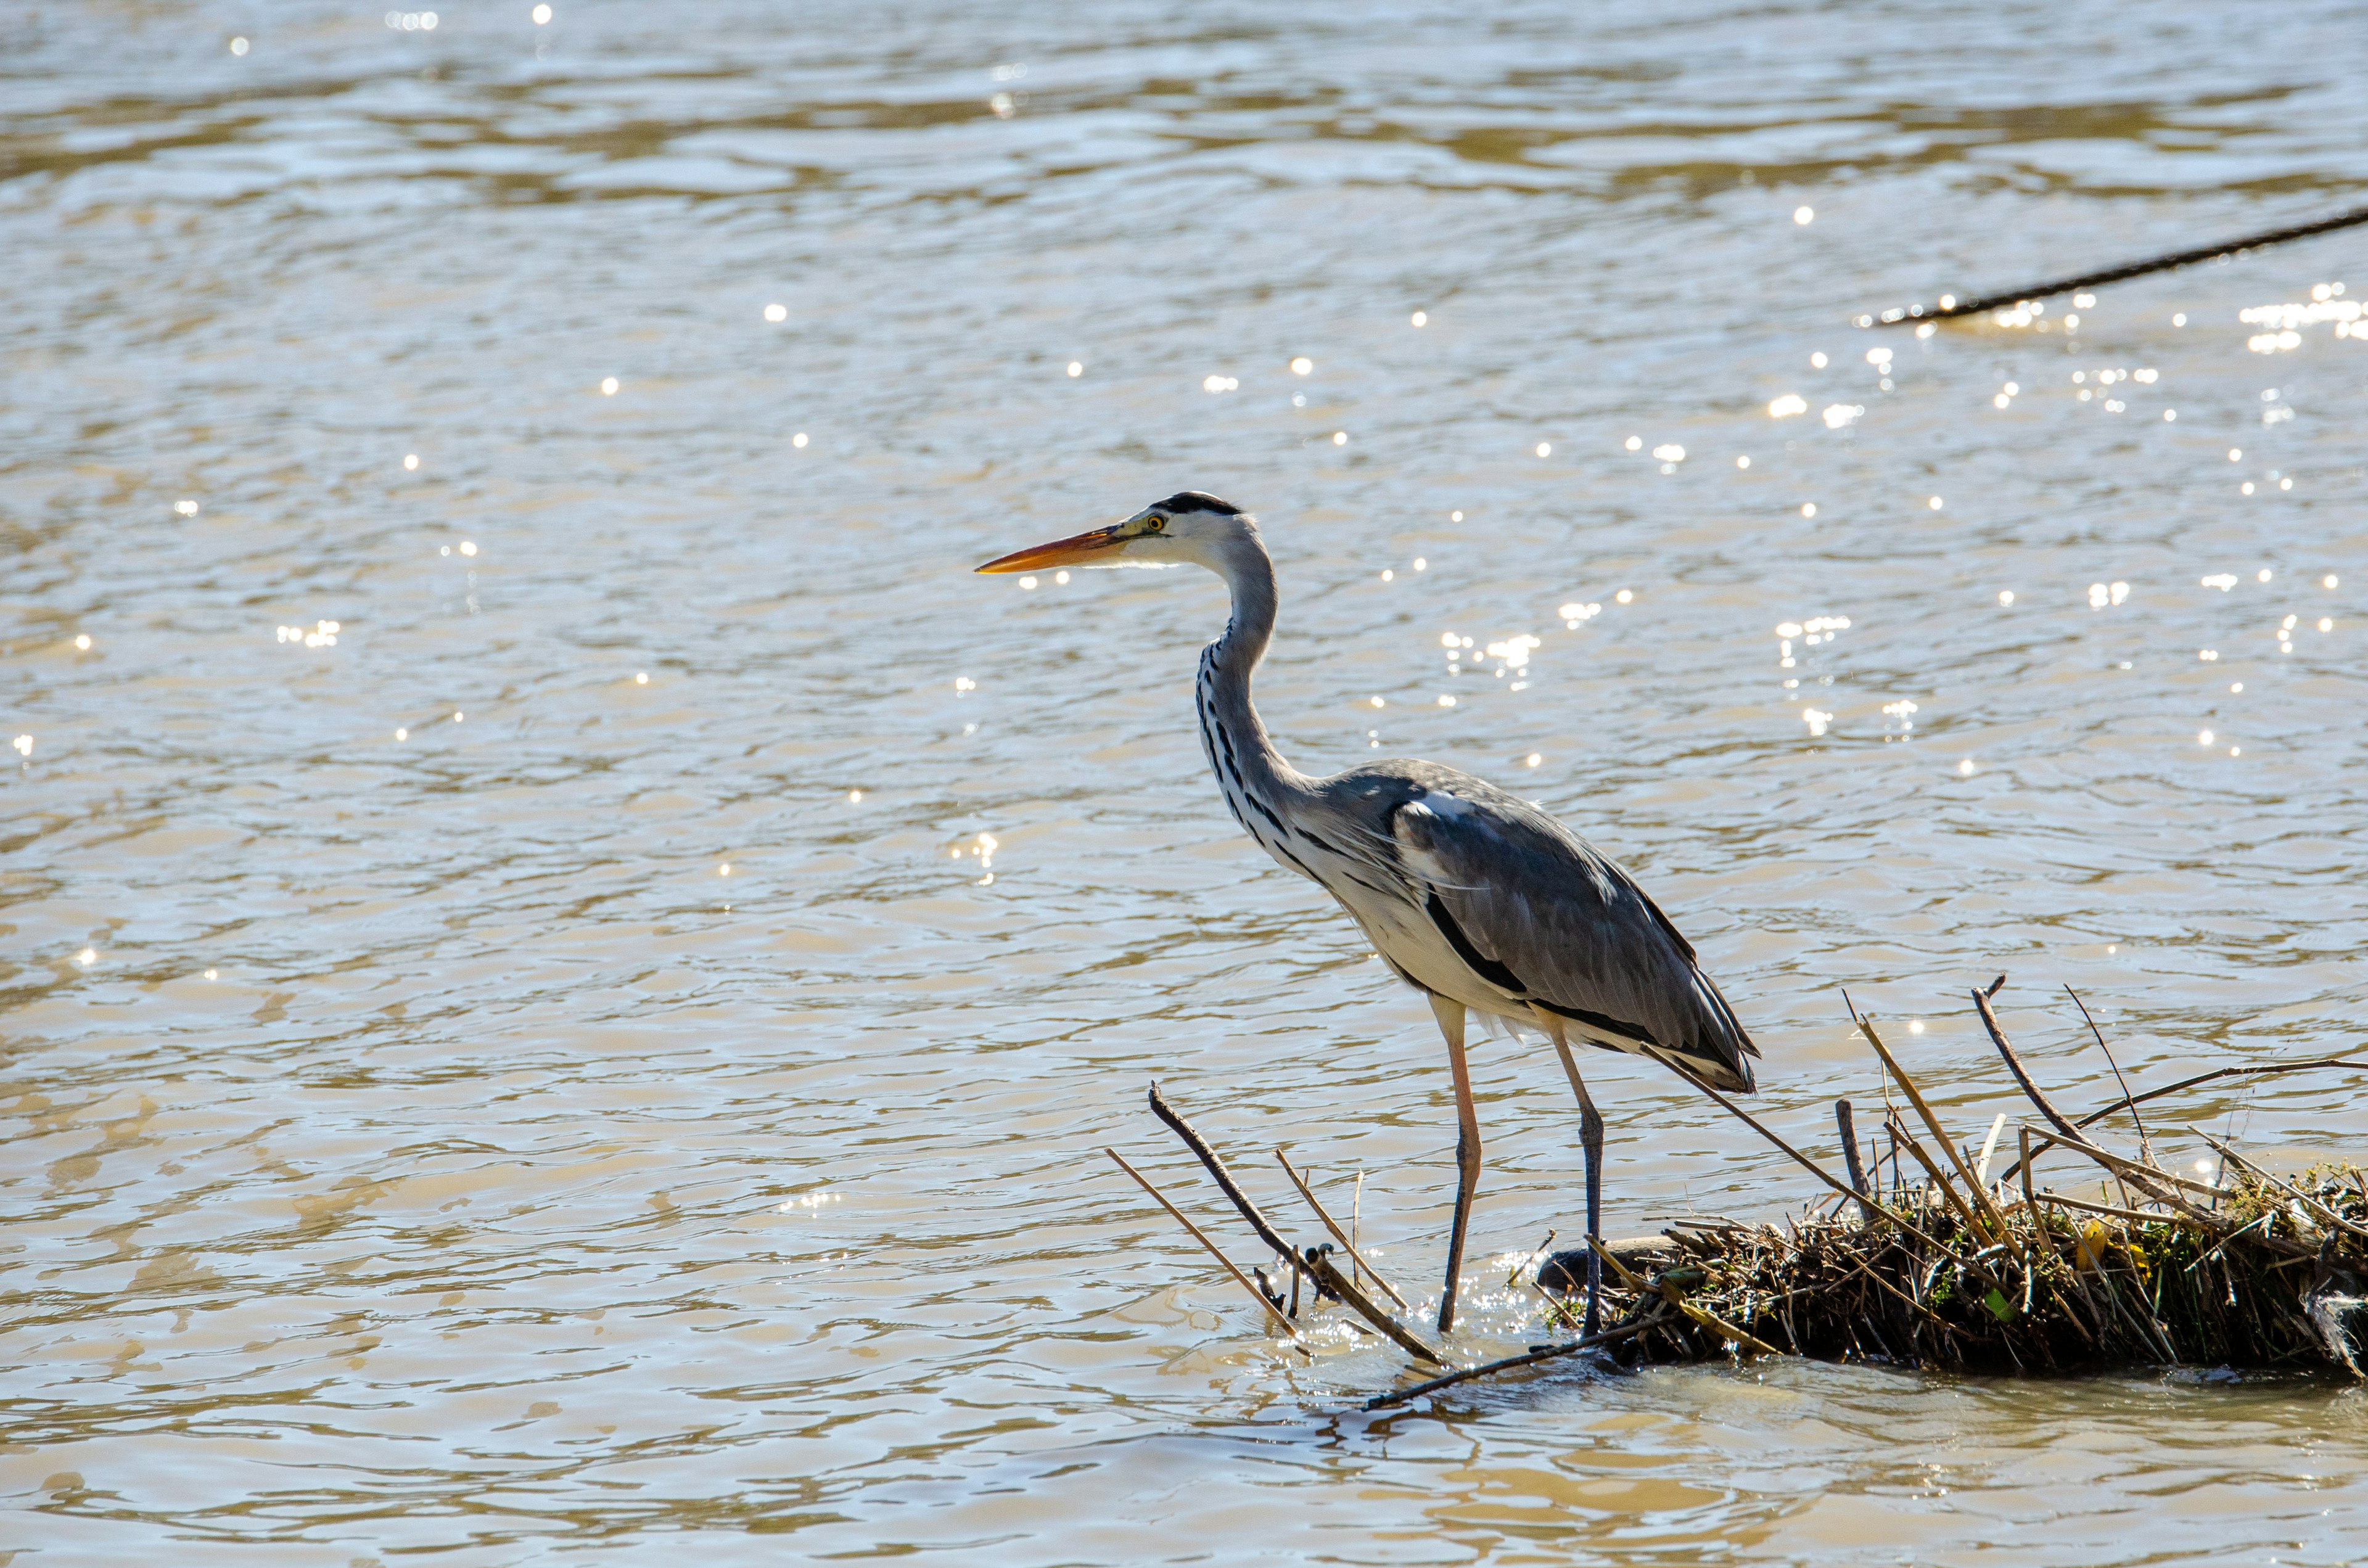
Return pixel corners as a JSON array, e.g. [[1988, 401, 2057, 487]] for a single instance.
[[976, 491, 1257, 576]]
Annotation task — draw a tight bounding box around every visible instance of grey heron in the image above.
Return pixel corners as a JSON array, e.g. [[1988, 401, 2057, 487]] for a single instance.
[[980, 491, 1759, 1336]]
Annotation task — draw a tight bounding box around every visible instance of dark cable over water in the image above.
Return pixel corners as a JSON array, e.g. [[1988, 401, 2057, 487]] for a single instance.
[[1871, 202, 2368, 325]]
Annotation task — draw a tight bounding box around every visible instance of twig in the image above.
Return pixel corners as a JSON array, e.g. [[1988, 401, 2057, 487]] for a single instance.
[[1659, 1055, 1860, 1204], [1104, 1148, 1299, 1337], [2078, 1055, 2368, 1130], [1888, 1113, 1988, 1241], [1869, 202, 2368, 326], [1365, 1311, 1663, 1409], [2066, 985, 2151, 1162], [1275, 1149, 1410, 1310], [1589, 1235, 1784, 1358], [1301, 1246, 1441, 1364], [2036, 1190, 2184, 1226], [1836, 1099, 1877, 1224], [1975, 1112, 2008, 1189], [2195, 1133, 2368, 1242], [1849, 998, 2011, 1241], [1147, 1082, 1310, 1280]]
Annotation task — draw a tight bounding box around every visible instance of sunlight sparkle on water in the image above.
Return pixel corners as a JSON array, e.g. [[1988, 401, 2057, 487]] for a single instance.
[[599, 377, 619, 395], [1768, 394, 1807, 418], [532, 3, 551, 21], [73, 634, 90, 650], [403, 453, 419, 470], [174, 499, 199, 516], [1535, 442, 1552, 457], [10, 735, 30, 758], [1066, 361, 1082, 377], [764, 303, 787, 322], [1291, 358, 1312, 374], [1794, 206, 1814, 224]]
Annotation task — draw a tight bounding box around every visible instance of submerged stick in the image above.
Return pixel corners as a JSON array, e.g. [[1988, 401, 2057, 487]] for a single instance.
[[1868, 202, 2368, 325], [1104, 1147, 1299, 1337], [1589, 1234, 1783, 1358], [1302, 1246, 1441, 1364], [1275, 1149, 1410, 1310], [1365, 1312, 1663, 1410], [1147, 1082, 1310, 1280]]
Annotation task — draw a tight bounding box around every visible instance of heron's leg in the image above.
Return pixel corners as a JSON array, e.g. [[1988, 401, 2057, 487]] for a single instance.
[[1540, 1016, 1607, 1339], [1431, 991, 1479, 1335]]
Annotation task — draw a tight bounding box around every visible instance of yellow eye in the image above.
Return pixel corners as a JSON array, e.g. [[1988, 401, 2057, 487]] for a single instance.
[[1144, 517, 1166, 533]]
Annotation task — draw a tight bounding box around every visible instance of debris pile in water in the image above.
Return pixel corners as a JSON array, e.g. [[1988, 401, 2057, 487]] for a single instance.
[[1108, 979, 2368, 1408]]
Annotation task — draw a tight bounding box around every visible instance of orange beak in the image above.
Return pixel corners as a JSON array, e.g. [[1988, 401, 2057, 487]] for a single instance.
[[976, 526, 1128, 574]]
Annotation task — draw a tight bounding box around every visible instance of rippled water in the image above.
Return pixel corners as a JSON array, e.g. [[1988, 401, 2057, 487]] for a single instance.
[[7, 2, 2368, 1562]]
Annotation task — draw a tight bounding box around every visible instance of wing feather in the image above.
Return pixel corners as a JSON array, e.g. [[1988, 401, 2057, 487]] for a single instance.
[[1380, 771, 1758, 1090]]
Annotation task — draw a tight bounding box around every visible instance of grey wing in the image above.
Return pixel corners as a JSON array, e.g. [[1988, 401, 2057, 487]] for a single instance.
[[1383, 773, 1759, 1091]]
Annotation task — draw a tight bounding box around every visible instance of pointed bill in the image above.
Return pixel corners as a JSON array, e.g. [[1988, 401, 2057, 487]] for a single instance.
[[976, 527, 1127, 574]]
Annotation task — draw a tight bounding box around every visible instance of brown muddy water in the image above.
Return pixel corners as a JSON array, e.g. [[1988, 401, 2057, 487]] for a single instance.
[[6, 2, 2368, 1563]]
